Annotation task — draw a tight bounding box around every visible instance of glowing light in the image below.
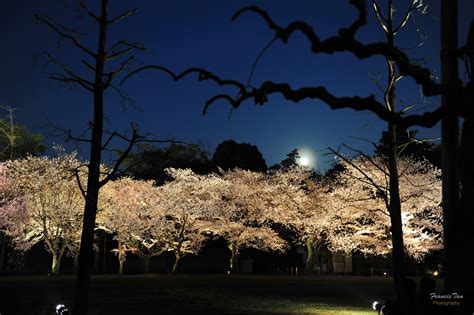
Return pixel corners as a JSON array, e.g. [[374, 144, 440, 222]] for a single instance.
[[433, 270, 439, 276], [56, 304, 69, 315], [299, 156, 310, 166], [372, 301, 380, 311], [297, 147, 316, 168]]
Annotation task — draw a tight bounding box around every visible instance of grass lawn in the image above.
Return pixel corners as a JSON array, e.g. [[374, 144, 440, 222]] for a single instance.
[[0, 274, 394, 314]]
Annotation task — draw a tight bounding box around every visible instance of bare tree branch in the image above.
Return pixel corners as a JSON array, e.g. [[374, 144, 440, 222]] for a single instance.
[[105, 40, 145, 61], [74, 168, 88, 199], [371, 0, 389, 33], [100, 125, 140, 187], [104, 56, 134, 88], [81, 60, 96, 72], [340, 143, 389, 176], [35, 15, 96, 58], [43, 52, 94, 91], [393, 0, 416, 35], [77, 0, 100, 22], [99, 126, 183, 187], [108, 9, 138, 26], [328, 147, 389, 198]]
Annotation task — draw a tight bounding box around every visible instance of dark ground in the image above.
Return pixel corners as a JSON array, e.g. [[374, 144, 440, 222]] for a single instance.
[[0, 274, 397, 315]]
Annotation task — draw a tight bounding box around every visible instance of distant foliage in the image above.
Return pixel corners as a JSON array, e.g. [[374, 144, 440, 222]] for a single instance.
[[124, 143, 213, 185], [0, 108, 45, 161], [213, 140, 267, 172]]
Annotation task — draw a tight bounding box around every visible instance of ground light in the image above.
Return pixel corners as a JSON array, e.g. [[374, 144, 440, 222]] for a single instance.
[[55, 304, 69, 315], [372, 301, 385, 314]]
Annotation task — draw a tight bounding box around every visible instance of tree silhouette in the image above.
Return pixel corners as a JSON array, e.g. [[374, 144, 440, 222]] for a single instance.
[[35, 1, 173, 312], [213, 139, 267, 172], [124, 143, 213, 185]]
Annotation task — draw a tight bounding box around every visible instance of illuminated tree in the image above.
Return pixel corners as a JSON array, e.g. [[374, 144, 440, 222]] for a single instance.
[[213, 169, 292, 273], [3, 151, 85, 275], [0, 107, 46, 272], [99, 178, 164, 274], [326, 156, 442, 260], [0, 163, 28, 271], [158, 168, 225, 274]]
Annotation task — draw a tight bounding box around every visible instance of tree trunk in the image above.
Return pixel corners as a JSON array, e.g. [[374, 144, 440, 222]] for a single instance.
[[228, 244, 239, 274], [387, 121, 406, 314], [459, 116, 474, 311], [0, 234, 6, 272], [171, 252, 181, 274], [102, 234, 107, 273], [73, 2, 108, 313], [441, 0, 461, 298], [304, 239, 315, 274], [143, 255, 151, 274], [117, 243, 126, 275], [51, 249, 65, 275], [51, 253, 60, 275], [384, 5, 407, 311], [73, 255, 79, 272], [118, 258, 124, 275]]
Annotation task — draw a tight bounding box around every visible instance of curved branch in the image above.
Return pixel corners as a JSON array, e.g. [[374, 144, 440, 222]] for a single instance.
[[35, 15, 96, 58], [120, 66, 247, 92], [231, 3, 443, 97]]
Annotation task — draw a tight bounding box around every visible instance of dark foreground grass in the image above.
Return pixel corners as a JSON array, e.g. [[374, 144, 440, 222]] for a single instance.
[[0, 274, 394, 314]]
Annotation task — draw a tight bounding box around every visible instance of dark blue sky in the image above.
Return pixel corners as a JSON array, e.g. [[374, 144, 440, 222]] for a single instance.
[[1, 0, 473, 170]]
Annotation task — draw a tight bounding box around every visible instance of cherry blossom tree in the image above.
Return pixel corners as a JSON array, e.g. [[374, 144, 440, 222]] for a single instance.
[[158, 168, 225, 274], [247, 167, 335, 274], [326, 156, 442, 260], [213, 169, 290, 273], [3, 150, 86, 275], [0, 163, 28, 271], [99, 177, 164, 274]]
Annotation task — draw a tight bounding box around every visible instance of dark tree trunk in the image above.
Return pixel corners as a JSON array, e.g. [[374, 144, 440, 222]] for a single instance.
[[384, 6, 407, 311], [73, 255, 79, 273], [440, 0, 461, 299], [143, 255, 151, 274], [73, 1, 108, 313], [0, 234, 6, 272], [387, 121, 406, 314]]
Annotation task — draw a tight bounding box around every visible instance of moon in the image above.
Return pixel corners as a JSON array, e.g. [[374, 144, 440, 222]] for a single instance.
[[299, 156, 310, 166]]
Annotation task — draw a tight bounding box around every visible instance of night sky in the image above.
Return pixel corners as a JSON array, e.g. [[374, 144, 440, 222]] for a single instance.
[[1, 0, 473, 170]]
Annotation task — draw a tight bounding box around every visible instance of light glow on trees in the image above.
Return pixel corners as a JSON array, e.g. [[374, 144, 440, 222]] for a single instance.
[[2, 150, 86, 274], [326, 156, 442, 260]]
